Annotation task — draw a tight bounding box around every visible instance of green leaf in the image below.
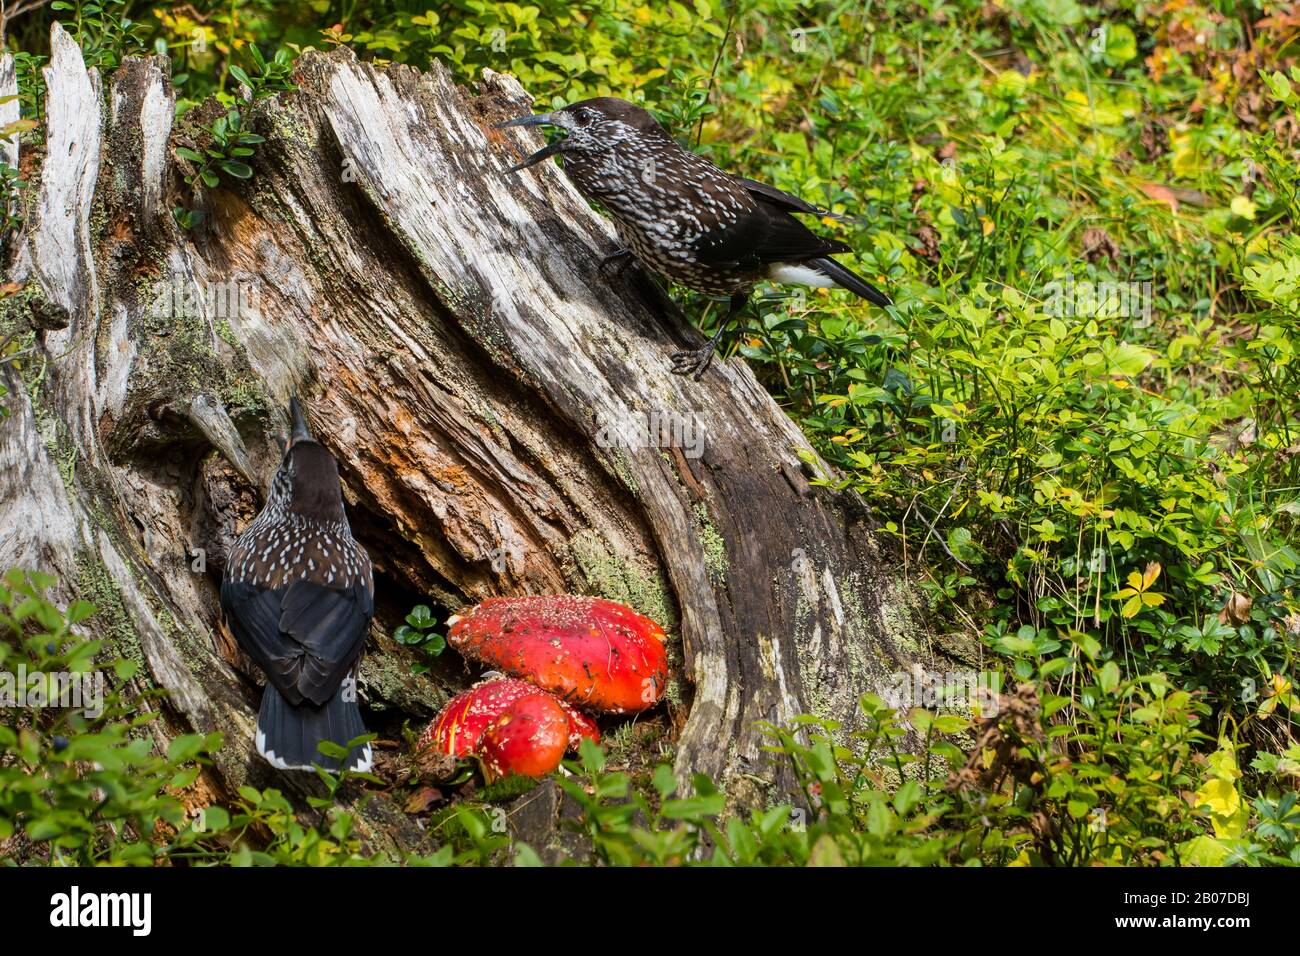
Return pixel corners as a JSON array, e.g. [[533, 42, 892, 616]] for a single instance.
[[661, 793, 725, 820], [932, 714, 970, 734], [1098, 661, 1121, 693], [167, 734, 206, 763], [807, 833, 846, 866], [1107, 341, 1154, 377], [66, 600, 96, 624], [199, 806, 230, 832], [652, 763, 677, 799], [406, 605, 435, 628], [578, 737, 605, 773], [893, 779, 923, 815], [26, 816, 65, 840], [726, 816, 757, 862], [513, 843, 544, 866]]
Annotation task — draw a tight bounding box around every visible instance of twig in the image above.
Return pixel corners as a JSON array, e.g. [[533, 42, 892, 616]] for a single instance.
[[914, 473, 970, 571], [693, 4, 736, 149], [0, 0, 50, 44]]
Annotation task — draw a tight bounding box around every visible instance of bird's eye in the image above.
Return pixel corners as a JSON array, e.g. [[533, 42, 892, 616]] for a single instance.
[[575, 109, 594, 126]]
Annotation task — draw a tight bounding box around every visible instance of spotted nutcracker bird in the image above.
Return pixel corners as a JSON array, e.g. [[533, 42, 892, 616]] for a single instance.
[[220, 398, 374, 772], [496, 97, 892, 378]]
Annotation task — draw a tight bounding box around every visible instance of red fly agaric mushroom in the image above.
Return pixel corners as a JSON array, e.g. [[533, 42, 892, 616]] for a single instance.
[[479, 693, 570, 779], [417, 675, 597, 758], [446, 595, 669, 714]]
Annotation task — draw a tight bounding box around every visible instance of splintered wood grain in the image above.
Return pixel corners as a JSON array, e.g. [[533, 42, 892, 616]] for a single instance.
[[294, 51, 930, 793], [30, 23, 103, 448], [0, 54, 18, 177]]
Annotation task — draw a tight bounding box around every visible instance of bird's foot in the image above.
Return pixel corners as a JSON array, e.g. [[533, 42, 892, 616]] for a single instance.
[[670, 344, 716, 380], [598, 248, 634, 276]]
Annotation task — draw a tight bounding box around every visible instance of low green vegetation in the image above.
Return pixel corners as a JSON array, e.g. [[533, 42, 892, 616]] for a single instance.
[[394, 603, 447, 675], [173, 107, 265, 228], [5, 567, 1297, 865]]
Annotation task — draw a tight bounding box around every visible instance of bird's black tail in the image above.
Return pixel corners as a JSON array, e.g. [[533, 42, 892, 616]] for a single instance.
[[256, 679, 372, 773], [808, 257, 892, 307]]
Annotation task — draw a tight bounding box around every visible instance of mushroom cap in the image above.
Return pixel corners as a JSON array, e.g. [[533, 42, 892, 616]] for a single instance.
[[447, 595, 669, 714], [417, 675, 598, 757], [479, 694, 570, 779]]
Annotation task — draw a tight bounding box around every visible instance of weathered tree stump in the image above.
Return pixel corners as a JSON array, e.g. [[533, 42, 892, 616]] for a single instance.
[[0, 25, 963, 851]]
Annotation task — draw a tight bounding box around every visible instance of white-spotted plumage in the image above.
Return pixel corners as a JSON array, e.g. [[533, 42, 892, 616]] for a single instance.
[[221, 420, 375, 775], [227, 450, 372, 593], [500, 97, 892, 377]]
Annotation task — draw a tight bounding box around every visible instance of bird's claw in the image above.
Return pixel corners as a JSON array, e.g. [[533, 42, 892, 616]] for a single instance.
[[670, 346, 715, 381], [598, 249, 634, 276]]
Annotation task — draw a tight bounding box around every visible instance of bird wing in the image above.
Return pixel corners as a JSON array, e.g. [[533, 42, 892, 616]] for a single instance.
[[735, 177, 826, 216], [221, 578, 373, 707], [693, 193, 851, 269]]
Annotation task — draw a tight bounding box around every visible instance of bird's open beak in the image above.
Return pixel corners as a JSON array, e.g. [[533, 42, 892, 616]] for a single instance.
[[288, 396, 313, 447], [494, 111, 558, 130], [494, 111, 564, 172]]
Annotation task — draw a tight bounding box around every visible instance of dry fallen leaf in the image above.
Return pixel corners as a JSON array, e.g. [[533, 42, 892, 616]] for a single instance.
[[1138, 181, 1180, 212], [912, 223, 942, 262], [403, 786, 446, 814], [1219, 591, 1252, 626], [1081, 227, 1121, 264]]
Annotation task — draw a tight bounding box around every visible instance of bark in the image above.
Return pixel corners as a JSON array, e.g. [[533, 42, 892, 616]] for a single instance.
[[0, 25, 969, 851]]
